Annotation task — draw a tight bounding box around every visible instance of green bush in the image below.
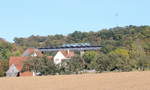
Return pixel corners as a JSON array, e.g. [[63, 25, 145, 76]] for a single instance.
[[23, 56, 57, 75], [58, 55, 84, 74]]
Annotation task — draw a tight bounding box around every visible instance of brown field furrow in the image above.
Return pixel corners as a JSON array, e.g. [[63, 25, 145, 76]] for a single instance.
[[0, 71, 150, 90]]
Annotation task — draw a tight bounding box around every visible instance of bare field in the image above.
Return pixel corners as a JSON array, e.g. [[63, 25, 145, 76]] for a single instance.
[[0, 71, 150, 90]]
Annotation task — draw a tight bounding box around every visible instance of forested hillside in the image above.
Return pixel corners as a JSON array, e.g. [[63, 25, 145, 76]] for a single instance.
[[0, 25, 150, 76], [14, 25, 150, 54]]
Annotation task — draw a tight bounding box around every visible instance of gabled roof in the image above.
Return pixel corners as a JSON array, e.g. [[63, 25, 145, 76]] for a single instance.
[[54, 51, 66, 59], [9, 57, 29, 71], [60, 50, 75, 58], [22, 48, 43, 57], [9, 56, 53, 72]]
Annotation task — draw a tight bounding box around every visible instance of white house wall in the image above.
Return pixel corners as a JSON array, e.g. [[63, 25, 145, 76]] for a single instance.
[[53, 51, 66, 64]]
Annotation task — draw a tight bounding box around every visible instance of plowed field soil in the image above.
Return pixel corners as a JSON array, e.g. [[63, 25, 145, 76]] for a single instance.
[[0, 71, 150, 90]]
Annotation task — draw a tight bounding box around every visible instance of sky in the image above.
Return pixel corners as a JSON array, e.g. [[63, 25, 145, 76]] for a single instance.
[[0, 0, 150, 42]]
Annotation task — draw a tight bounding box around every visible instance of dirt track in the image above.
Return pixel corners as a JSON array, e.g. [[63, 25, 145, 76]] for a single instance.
[[0, 71, 150, 90]]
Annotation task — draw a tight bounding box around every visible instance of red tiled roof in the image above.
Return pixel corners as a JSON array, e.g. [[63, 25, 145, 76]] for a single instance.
[[20, 71, 33, 76], [60, 50, 75, 58], [22, 48, 43, 57], [9, 57, 29, 71], [47, 56, 53, 60], [9, 56, 53, 72]]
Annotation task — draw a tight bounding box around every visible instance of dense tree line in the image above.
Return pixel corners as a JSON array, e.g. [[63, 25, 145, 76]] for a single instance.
[[14, 25, 150, 54], [20, 25, 150, 75], [0, 39, 23, 76], [0, 25, 149, 76], [22, 49, 150, 75]]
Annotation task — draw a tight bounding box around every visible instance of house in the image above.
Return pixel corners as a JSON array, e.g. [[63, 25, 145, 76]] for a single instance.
[[22, 48, 43, 57], [9, 57, 28, 71], [6, 56, 35, 77], [6, 48, 43, 77], [53, 50, 75, 64], [6, 64, 19, 77]]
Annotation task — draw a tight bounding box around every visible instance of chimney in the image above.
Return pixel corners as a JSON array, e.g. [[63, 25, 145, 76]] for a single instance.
[[67, 49, 70, 54]]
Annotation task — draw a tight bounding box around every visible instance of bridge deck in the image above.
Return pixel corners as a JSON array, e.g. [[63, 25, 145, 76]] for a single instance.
[[38, 46, 102, 52]]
